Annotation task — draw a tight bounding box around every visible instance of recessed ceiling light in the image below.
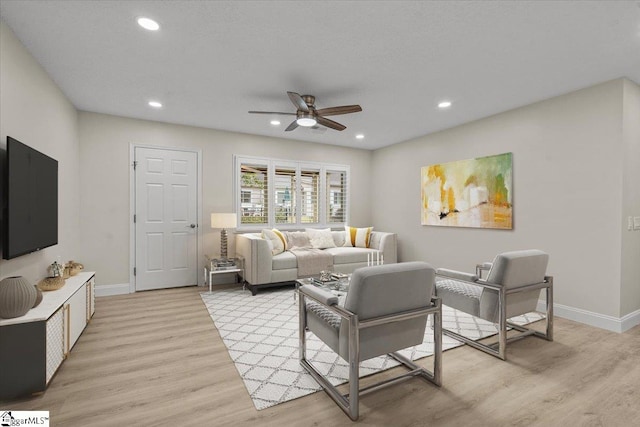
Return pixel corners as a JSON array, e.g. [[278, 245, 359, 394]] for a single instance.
[[270, 120, 281, 126], [438, 101, 452, 109], [355, 134, 365, 139], [137, 17, 160, 31], [148, 101, 162, 108]]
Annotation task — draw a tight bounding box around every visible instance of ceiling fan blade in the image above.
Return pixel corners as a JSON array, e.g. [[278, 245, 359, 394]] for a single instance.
[[315, 105, 362, 117], [284, 120, 299, 132], [287, 92, 309, 112], [248, 111, 296, 115], [316, 116, 346, 131]]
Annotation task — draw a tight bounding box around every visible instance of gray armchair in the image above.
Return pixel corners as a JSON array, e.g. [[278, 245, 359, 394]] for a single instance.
[[298, 261, 442, 421], [435, 249, 553, 360]]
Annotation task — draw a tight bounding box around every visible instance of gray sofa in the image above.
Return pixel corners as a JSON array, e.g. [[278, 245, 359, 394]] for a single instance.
[[236, 230, 397, 295]]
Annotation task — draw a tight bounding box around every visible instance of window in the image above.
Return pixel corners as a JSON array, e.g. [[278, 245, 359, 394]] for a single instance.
[[235, 156, 349, 229]]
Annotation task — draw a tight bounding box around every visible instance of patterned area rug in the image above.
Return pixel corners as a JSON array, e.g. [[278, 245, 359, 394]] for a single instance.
[[200, 288, 544, 410]]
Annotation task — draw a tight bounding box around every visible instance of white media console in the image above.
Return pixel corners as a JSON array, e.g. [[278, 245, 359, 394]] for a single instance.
[[0, 271, 96, 399]]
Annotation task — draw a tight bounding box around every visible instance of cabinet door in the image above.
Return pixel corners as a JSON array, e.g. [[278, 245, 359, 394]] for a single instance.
[[68, 284, 88, 350], [46, 307, 65, 384], [86, 277, 96, 320]]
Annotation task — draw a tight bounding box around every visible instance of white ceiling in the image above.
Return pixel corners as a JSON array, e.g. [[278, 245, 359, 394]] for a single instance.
[[1, 1, 639, 150]]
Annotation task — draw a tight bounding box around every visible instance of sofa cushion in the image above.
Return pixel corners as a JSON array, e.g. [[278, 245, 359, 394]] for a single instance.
[[272, 251, 297, 270], [325, 247, 376, 265], [343, 226, 373, 248], [306, 228, 337, 249]]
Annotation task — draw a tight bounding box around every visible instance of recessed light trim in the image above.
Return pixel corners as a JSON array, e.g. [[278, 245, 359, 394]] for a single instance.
[[137, 17, 160, 31], [438, 100, 452, 109], [355, 134, 365, 139], [148, 101, 163, 108], [270, 120, 281, 126]]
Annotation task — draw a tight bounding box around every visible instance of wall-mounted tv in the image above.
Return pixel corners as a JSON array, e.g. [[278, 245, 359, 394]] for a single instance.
[[2, 136, 58, 259]]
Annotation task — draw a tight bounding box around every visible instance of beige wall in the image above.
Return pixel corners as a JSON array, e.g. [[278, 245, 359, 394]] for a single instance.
[[0, 21, 80, 285], [78, 112, 372, 286], [3, 16, 636, 326], [620, 79, 640, 317], [372, 79, 627, 319]]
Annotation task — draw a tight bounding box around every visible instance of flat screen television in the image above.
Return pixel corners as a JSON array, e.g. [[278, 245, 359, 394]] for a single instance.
[[2, 136, 58, 259]]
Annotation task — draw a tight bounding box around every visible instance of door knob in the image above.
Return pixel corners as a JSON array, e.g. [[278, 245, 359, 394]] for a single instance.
[[187, 224, 196, 228]]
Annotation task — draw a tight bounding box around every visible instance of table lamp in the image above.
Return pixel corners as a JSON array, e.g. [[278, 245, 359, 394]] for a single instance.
[[211, 213, 237, 260]]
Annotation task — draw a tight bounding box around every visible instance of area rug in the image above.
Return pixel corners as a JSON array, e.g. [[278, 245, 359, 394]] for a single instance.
[[200, 288, 544, 410]]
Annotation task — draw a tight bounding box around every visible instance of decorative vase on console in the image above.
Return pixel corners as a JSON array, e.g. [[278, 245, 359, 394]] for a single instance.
[[0, 276, 37, 319]]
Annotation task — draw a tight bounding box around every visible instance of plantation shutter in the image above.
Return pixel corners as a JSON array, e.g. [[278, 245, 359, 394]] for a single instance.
[[239, 163, 268, 226], [326, 170, 348, 224], [274, 167, 296, 224], [300, 168, 320, 224]]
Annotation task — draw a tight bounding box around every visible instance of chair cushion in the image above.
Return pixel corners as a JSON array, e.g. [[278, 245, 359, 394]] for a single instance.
[[306, 301, 341, 330], [435, 277, 482, 318]]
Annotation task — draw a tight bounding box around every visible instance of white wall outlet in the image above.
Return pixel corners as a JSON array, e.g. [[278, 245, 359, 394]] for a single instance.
[[634, 216, 640, 231], [629, 216, 634, 230]]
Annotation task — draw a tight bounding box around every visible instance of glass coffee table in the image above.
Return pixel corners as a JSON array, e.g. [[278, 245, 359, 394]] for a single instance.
[[294, 274, 351, 302]]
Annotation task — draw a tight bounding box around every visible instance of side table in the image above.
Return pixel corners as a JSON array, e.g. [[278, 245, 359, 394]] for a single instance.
[[204, 256, 245, 293]]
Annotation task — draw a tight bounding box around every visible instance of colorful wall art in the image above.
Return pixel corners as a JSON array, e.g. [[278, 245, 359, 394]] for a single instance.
[[421, 152, 512, 229]]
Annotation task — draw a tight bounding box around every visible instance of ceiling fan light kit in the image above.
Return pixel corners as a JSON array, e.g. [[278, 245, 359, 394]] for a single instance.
[[296, 113, 316, 127], [249, 91, 362, 132]]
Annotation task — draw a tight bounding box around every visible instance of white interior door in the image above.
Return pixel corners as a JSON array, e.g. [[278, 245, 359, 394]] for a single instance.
[[134, 147, 198, 291]]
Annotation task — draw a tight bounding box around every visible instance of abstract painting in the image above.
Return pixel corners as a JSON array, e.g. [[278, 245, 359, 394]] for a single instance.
[[421, 152, 512, 229]]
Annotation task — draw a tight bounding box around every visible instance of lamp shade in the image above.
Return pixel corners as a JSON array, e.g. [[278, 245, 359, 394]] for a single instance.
[[211, 213, 237, 229]]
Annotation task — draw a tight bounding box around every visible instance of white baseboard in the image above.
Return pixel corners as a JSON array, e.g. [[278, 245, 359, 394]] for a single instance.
[[95, 283, 131, 297], [537, 301, 640, 333], [621, 309, 640, 332]]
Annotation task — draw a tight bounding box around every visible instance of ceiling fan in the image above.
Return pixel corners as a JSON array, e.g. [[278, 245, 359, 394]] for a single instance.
[[249, 91, 362, 132]]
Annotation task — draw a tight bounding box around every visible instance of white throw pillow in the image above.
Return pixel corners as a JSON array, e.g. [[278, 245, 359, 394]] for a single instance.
[[343, 226, 373, 248], [305, 228, 337, 249], [262, 229, 287, 255]]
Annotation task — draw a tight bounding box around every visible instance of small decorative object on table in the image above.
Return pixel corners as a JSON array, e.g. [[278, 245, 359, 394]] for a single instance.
[[38, 260, 67, 291], [38, 276, 65, 291], [49, 261, 65, 278], [0, 276, 37, 319], [65, 260, 84, 277]]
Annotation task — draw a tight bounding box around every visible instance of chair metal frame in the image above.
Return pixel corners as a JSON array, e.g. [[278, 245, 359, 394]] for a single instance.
[[298, 286, 442, 421], [436, 265, 553, 360]]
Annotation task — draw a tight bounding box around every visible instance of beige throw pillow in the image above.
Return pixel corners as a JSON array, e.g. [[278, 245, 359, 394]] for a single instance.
[[305, 228, 337, 249], [285, 231, 311, 249], [343, 226, 373, 248]]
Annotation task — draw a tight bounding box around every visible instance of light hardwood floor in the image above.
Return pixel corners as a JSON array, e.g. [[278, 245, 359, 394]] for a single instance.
[[3, 285, 639, 426]]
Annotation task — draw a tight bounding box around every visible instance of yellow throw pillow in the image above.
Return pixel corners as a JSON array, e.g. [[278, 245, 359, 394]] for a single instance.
[[343, 226, 373, 248], [262, 229, 288, 255]]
